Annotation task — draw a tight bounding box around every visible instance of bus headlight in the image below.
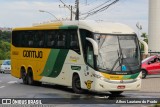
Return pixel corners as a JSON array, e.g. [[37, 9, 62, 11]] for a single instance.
[[92, 73, 109, 82], [100, 76, 110, 82]]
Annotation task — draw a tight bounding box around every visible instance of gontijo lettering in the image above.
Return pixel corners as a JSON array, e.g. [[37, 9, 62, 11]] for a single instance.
[[23, 50, 43, 58]]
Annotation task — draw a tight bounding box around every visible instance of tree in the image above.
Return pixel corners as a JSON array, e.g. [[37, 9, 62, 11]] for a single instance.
[[140, 33, 148, 52], [0, 31, 11, 43], [0, 49, 5, 60], [0, 31, 11, 60]]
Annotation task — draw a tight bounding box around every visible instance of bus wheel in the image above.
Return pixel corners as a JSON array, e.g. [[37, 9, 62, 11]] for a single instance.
[[21, 68, 28, 84], [27, 69, 34, 85], [72, 74, 83, 94], [110, 91, 123, 95], [27, 69, 42, 86], [142, 70, 147, 79]]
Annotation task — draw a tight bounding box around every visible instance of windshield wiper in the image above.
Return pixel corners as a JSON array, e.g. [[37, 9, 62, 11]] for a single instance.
[[110, 50, 122, 71]]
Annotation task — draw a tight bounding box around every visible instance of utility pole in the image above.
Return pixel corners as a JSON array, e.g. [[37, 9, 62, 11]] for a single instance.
[[59, 5, 73, 21], [59, 0, 76, 21], [70, 5, 73, 21], [75, 0, 79, 20]]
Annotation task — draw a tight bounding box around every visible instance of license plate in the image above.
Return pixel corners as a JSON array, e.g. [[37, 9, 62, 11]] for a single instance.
[[117, 85, 125, 89]]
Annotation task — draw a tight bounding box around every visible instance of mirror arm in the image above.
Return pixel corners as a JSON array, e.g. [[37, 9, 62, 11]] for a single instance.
[[86, 38, 98, 55]]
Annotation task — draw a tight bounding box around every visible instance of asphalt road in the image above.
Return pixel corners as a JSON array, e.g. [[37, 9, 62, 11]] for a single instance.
[[0, 73, 160, 107]]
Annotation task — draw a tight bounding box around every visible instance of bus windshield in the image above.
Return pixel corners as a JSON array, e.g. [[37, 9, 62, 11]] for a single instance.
[[94, 34, 141, 74]]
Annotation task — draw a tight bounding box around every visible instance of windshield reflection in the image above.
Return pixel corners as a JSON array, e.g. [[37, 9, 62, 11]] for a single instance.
[[94, 34, 140, 74]]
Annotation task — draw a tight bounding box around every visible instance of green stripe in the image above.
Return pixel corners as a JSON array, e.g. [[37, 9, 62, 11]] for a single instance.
[[71, 66, 81, 71], [48, 49, 69, 77], [41, 49, 60, 76], [123, 72, 140, 79], [130, 72, 140, 79]]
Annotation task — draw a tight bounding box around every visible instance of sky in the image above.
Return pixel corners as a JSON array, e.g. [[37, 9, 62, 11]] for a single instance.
[[0, 0, 148, 34]]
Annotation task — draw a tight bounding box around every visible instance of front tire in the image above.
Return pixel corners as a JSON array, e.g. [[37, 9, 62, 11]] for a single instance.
[[142, 69, 147, 79], [72, 74, 84, 94]]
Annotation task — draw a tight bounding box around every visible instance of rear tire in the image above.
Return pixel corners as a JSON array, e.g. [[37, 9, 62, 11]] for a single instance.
[[142, 69, 147, 79], [27, 69, 42, 86], [72, 74, 84, 94], [21, 68, 28, 84], [27, 69, 34, 85]]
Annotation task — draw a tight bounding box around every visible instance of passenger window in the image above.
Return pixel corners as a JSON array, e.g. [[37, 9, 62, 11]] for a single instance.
[[70, 32, 80, 54], [37, 31, 45, 47], [12, 31, 20, 47], [86, 42, 94, 67], [28, 33, 34, 47], [57, 32, 66, 48], [21, 34, 28, 47], [47, 31, 57, 48]]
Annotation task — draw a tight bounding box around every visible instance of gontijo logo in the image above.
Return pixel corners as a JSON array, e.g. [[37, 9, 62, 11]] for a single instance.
[[23, 50, 43, 58]]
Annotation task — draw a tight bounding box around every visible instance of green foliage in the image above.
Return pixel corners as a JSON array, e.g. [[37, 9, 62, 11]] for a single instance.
[[0, 60, 3, 65], [0, 31, 11, 43], [0, 31, 11, 60], [140, 33, 148, 52]]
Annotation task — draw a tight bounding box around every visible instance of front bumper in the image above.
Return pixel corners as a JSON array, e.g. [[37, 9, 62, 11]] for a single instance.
[[0, 69, 11, 73], [93, 78, 141, 92]]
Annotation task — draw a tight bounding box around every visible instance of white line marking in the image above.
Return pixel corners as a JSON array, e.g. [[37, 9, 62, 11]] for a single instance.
[[0, 86, 5, 88], [8, 81, 18, 84]]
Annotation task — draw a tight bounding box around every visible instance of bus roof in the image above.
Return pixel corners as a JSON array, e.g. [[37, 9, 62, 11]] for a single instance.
[[13, 20, 135, 34]]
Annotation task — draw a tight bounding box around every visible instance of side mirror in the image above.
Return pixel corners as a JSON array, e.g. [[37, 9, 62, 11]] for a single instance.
[[86, 38, 98, 55], [148, 61, 151, 65]]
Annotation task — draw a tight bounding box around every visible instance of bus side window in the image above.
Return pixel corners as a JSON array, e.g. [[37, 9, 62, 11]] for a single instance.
[[70, 32, 80, 54], [12, 31, 21, 47], [46, 31, 57, 48], [86, 42, 94, 67], [57, 31, 66, 48], [21, 33, 28, 47], [38, 31, 45, 47], [28, 40, 33, 46], [47, 34, 52, 47], [27, 31, 35, 47]]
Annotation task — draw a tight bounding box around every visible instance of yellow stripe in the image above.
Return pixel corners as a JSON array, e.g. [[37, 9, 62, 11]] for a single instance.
[[13, 22, 63, 31], [100, 72, 123, 80], [34, 22, 62, 27]]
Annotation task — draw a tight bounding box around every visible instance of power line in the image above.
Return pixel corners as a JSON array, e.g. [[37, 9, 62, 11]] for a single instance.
[[80, 0, 112, 15], [59, 0, 72, 11], [59, 0, 119, 20], [59, 0, 76, 20], [81, 0, 119, 19]]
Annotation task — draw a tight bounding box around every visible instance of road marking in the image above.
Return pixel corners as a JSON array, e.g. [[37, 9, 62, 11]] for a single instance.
[[8, 81, 18, 84], [0, 86, 5, 88]]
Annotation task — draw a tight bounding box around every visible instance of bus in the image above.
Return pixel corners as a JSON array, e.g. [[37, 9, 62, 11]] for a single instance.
[[11, 20, 141, 95]]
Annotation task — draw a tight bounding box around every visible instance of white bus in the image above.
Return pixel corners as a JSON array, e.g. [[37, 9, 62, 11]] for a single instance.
[[11, 20, 141, 95]]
